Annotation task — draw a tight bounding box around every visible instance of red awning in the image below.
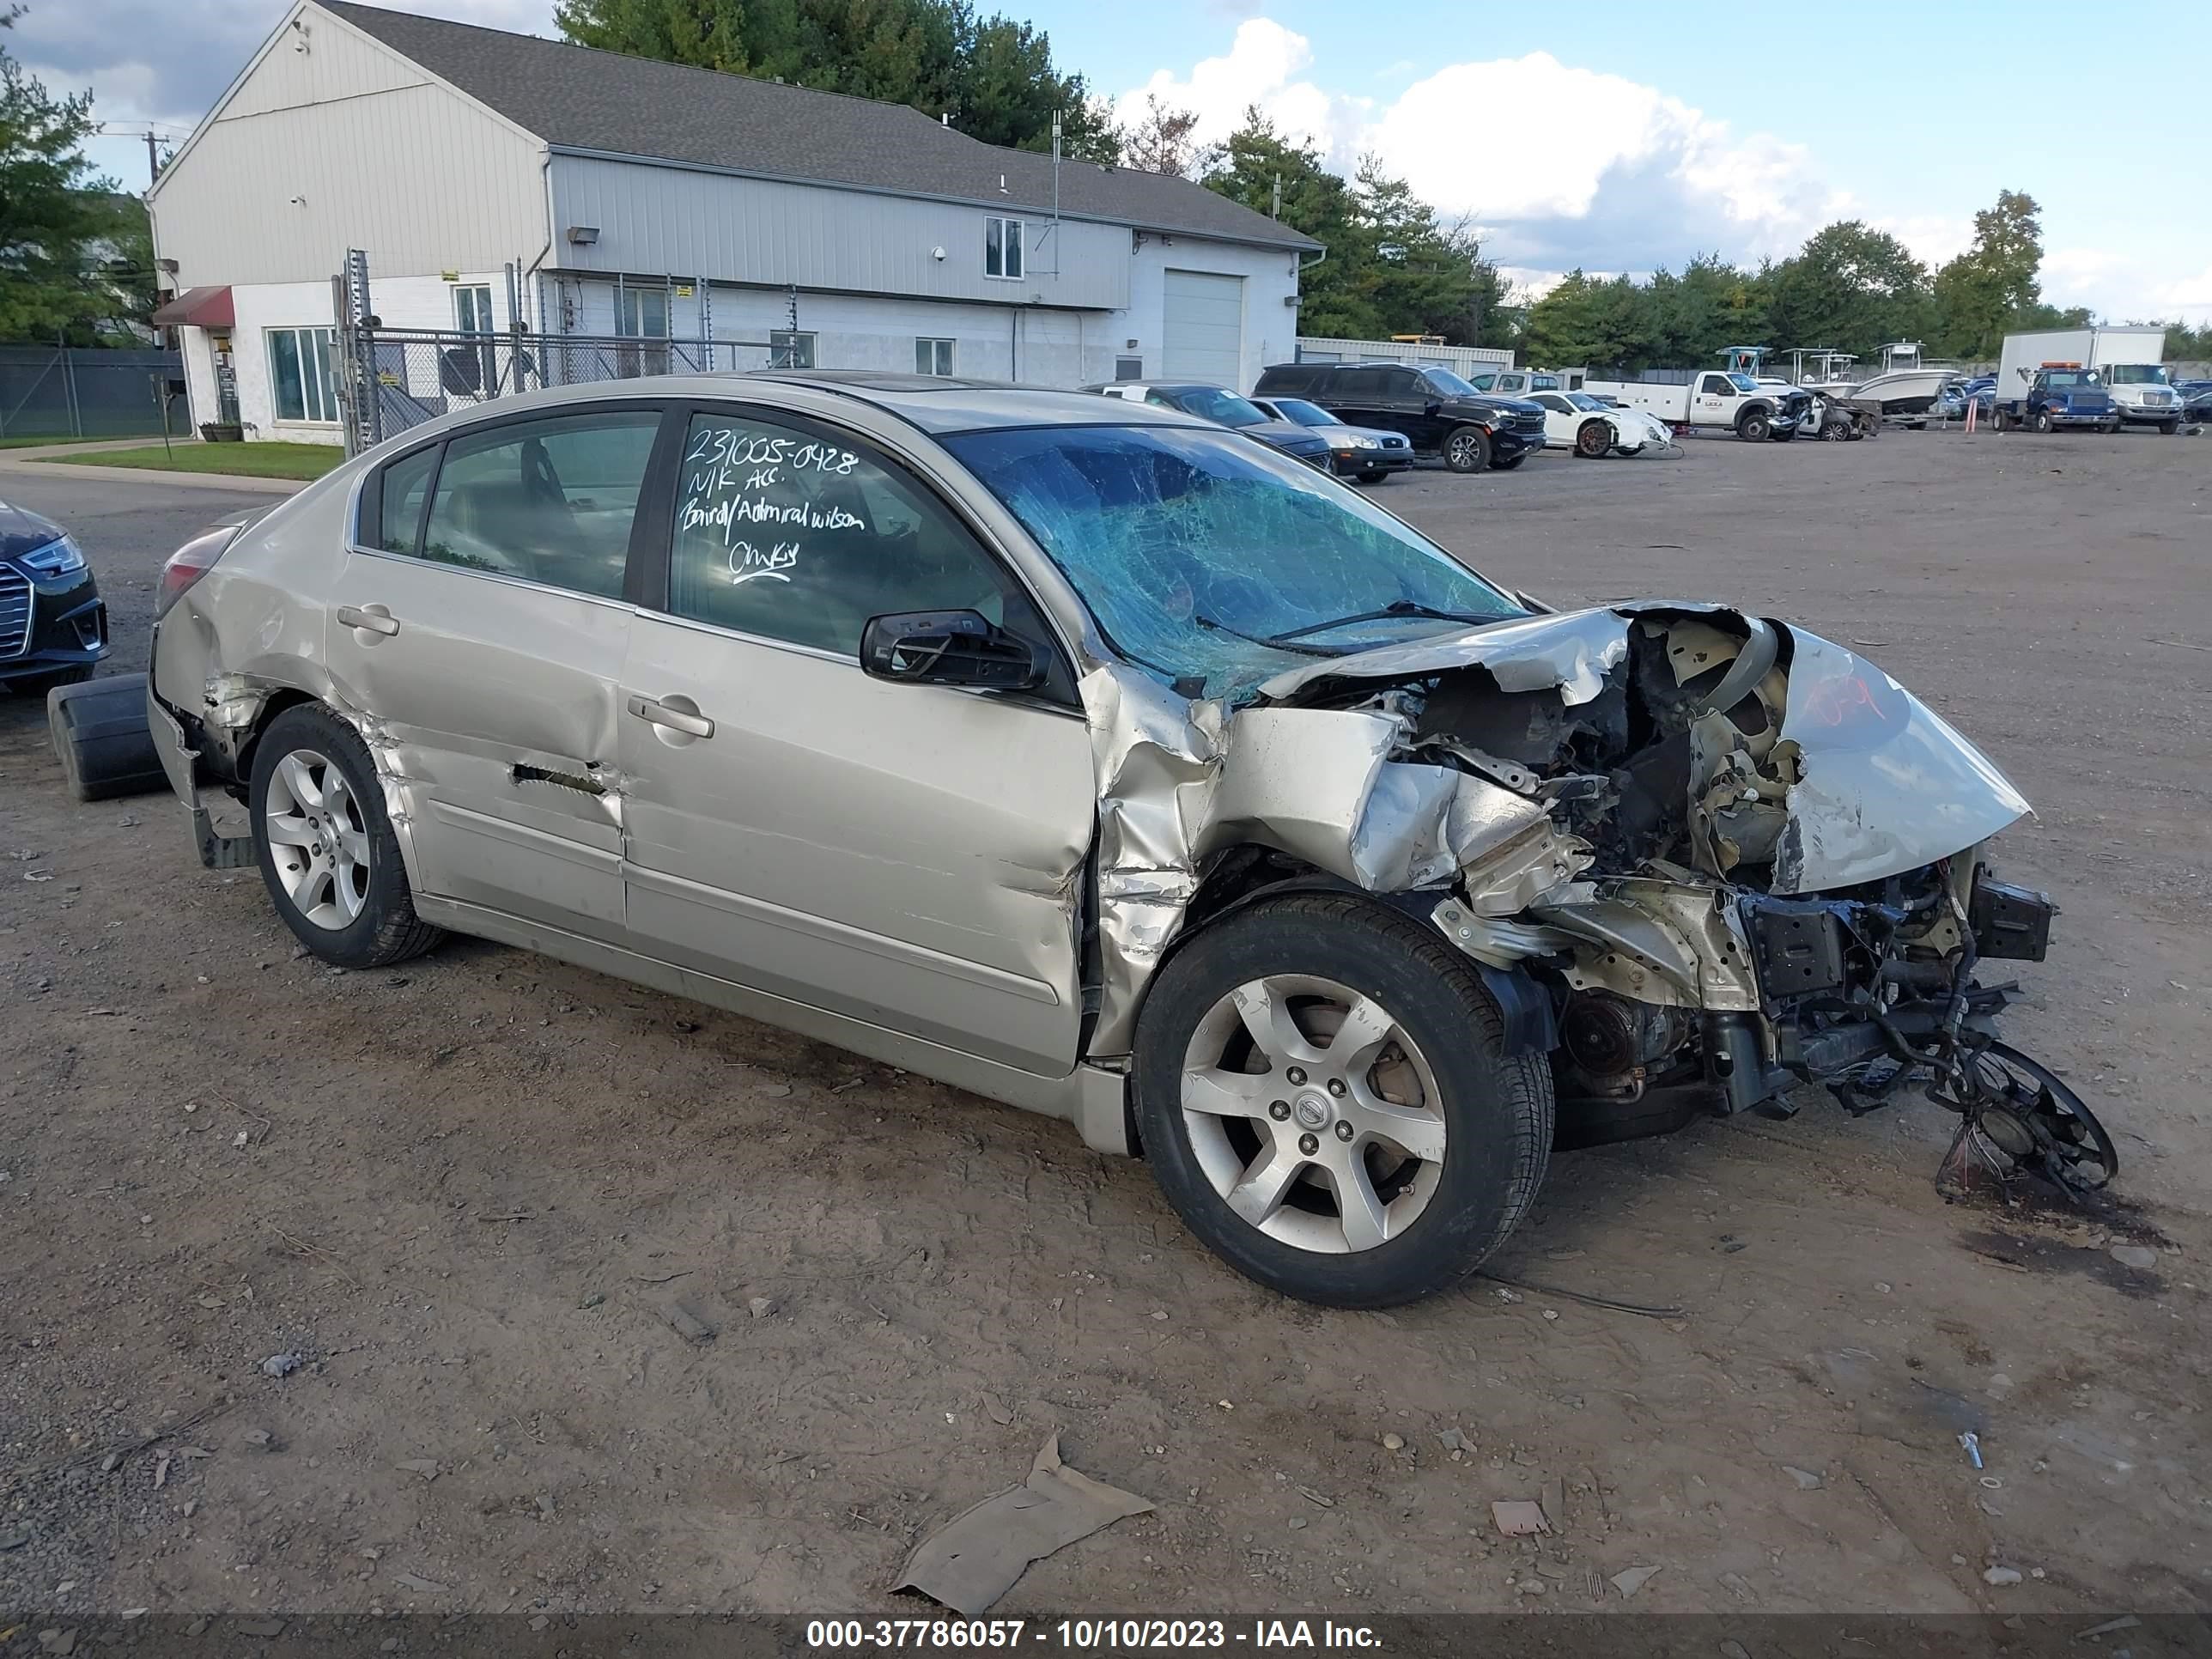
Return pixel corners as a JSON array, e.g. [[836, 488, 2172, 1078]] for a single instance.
[[149, 286, 234, 328]]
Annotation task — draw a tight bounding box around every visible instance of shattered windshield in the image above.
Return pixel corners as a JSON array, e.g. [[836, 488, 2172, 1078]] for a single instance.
[[943, 424, 1524, 700]]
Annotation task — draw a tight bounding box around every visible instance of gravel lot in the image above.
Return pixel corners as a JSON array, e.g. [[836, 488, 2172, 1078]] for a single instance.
[[3, 428, 2207, 1624]]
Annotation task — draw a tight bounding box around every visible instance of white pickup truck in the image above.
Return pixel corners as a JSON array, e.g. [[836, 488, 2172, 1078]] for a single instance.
[[1583, 370, 1813, 441]]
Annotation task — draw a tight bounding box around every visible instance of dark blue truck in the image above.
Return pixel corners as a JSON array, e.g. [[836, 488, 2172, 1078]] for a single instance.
[[1990, 366, 2121, 434]]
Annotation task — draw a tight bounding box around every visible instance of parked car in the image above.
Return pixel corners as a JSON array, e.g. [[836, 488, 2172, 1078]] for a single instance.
[[1, 496, 109, 695], [147, 371, 2090, 1308], [1249, 395, 1413, 482], [1523, 389, 1676, 457], [1253, 361, 1549, 472], [2174, 380, 2212, 422], [1086, 382, 1333, 469]]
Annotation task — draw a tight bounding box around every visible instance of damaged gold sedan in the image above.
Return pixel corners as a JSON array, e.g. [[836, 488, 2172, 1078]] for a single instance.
[[146, 373, 2110, 1307]]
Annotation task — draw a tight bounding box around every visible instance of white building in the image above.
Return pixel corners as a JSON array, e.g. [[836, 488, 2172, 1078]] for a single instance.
[[146, 0, 1318, 444]]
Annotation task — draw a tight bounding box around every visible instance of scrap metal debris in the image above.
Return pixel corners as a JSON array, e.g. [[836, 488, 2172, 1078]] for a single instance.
[[895, 1435, 1153, 1616]]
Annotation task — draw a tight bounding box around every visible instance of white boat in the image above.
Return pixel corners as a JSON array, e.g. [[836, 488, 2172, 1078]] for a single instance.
[[1805, 342, 1954, 417]]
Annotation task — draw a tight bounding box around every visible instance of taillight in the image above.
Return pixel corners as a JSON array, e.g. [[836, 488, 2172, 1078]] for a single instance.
[[155, 525, 243, 620]]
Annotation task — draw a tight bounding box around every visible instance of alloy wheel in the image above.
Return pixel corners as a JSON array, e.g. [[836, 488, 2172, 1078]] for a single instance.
[[263, 749, 371, 932], [1178, 975, 1446, 1254]]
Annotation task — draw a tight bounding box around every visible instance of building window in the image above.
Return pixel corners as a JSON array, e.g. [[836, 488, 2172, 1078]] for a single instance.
[[454, 284, 495, 333], [267, 326, 337, 423], [985, 217, 1024, 280], [1113, 356, 1143, 381], [617, 286, 669, 338], [915, 337, 955, 377], [769, 330, 816, 369]]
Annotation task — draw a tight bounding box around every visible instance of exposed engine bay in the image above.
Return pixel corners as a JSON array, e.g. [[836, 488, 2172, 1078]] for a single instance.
[[1089, 601, 2117, 1204]]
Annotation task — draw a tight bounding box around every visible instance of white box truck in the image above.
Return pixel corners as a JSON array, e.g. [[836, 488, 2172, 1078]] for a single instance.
[[1995, 327, 2180, 433]]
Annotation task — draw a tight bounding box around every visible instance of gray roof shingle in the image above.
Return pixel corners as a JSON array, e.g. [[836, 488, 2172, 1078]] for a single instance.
[[319, 2, 1319, 252]]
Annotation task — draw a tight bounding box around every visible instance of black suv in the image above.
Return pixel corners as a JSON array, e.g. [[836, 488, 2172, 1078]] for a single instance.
[[1253, 361, 1549, 472]]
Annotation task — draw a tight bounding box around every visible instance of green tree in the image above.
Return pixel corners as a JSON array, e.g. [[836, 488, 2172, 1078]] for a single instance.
[[1119, 93, 1200, 177], [1931, 189, 2048, 358], [1523, 270, 1639, 368], [555, 0, 1112, 157], [1, 5, 118, 342], [1200, 106, 1373, 338], [1765, 220, 1929, 359], [1344, 157, 1500, 344]]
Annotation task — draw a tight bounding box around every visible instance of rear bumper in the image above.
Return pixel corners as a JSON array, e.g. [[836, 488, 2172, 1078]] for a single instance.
[[147, 684, 256, 870]]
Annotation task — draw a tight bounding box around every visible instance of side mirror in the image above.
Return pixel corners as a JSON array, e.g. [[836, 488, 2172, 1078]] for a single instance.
[[860, 610, 1042, 691]]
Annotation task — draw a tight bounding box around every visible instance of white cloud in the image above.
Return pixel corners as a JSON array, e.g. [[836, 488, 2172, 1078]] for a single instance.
[[1112, 20, 1371, 172]]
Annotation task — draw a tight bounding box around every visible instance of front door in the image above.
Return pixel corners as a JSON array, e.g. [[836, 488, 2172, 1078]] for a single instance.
[[617, 404, 1097, 1077], [322, 404, 665, 934]]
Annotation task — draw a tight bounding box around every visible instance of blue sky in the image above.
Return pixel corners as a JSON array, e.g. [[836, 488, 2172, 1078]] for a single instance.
[[35, 0, 2212, 324]]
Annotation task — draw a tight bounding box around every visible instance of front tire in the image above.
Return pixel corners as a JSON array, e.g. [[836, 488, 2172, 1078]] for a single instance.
[[1736, 407, 1772, 442], [1133, 893, 1553, 1309], [1574, 420, 1610, 459], [2032, 410, 2054, 434], [1442, 426, 1492, 473], [1357, 470, 1389, 484], [250, 703, 443, 969]]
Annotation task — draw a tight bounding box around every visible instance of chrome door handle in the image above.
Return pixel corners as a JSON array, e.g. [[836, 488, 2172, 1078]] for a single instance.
[[626, 694, 715, 738], [336, 605, 400, 637]]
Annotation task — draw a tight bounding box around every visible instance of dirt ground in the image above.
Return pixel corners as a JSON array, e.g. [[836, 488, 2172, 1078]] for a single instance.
[[2, 428, 2208, 1626]]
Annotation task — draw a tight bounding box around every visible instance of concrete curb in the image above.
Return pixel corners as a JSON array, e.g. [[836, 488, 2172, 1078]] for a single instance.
[[0, 457, 307, 495]]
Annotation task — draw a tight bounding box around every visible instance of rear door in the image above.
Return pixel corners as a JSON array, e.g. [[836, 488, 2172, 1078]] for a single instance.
[[324, 404, 667, 936], [614, 403, 1097, 1077]]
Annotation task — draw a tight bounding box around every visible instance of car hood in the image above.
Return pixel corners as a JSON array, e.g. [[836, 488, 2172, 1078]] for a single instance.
[[1443, 396, 1542, 421], [1248, 602, 2030, 896], [1242, 420, 1331, 451], [0, 496, 67, 562]]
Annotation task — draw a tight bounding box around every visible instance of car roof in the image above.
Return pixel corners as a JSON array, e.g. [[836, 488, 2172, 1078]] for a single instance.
[[364, 368, 1217, 449]]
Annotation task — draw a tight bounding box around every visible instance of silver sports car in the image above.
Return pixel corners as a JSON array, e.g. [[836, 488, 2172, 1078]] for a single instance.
[[147, 371, 2105, 1308]]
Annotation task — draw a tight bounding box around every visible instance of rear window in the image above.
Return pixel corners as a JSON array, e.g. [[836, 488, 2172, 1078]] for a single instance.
[[1255, 365, 1316, 396]]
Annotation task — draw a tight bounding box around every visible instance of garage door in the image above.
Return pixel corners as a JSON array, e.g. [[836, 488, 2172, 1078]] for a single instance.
[[1161, 270, 1245, 388]]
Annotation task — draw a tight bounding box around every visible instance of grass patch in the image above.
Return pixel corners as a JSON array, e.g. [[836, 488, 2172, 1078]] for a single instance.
[[0, 433, 143, 450], [37, 441, 343, 480]]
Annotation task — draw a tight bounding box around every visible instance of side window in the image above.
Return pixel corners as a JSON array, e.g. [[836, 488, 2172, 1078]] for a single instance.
[[1388, 369, 1426, 398], [373, 444, 438, 554], [668, 410, 1013, 657], [1337, 368, 1387, 399], [417, 410, 659, 599], [1699, 374, 1734, 396]]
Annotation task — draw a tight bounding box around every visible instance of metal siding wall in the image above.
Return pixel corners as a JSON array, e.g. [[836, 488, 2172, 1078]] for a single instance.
[[550, 157, 1131, 311], [152, 40, 545, 289]]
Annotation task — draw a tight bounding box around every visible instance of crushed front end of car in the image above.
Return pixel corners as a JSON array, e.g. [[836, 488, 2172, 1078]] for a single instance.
[[1097, 603, 2113, 1206]]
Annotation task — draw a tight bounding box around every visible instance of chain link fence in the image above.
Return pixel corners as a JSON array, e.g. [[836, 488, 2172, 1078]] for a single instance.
[[337, 328, 784, 454], [0, 345, 186, 441]]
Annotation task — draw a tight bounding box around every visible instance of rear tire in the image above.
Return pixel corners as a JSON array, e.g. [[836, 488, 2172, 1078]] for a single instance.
[[1442, 426, 1492, 473], [250, 703, 444, 969], [1133, 892, 1553, 1309]]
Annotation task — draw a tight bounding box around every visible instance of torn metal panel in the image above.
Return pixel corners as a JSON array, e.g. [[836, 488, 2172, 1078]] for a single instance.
[[1767, 628, 2031, 894], [1081, 665, 1224, 1055], [1533, 876, 1760, 1012], [1256, 607, 1636, 707]]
